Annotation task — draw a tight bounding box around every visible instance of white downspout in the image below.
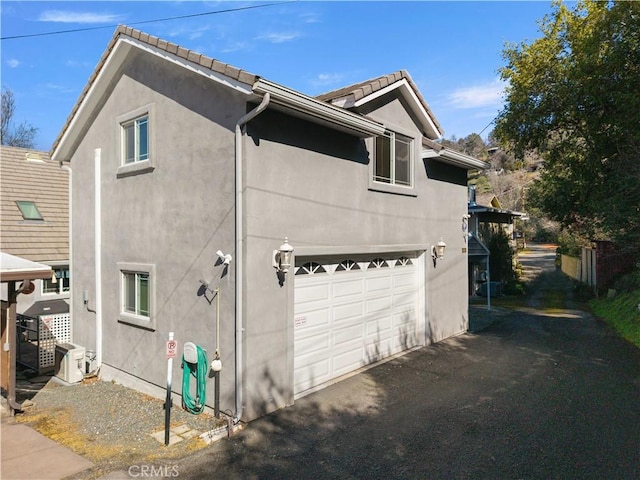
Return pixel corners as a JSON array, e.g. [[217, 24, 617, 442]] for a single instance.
[[234, 93, 270, 422], [94, 148, 103, 367], [61, 163, 73, 339]]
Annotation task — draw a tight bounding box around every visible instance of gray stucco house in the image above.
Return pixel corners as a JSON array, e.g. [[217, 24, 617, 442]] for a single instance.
[[51, 26, 489, 422]]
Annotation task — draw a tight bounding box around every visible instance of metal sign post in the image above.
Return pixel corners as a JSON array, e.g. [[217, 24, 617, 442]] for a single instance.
[[165, 332, 176, 446]]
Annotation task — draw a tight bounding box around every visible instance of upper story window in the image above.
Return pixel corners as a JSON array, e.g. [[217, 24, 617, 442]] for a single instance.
[[16, 201, 43, 221], [42, 267, 70, 295], [374, 131, 413, 188], [116, 105, 155, 178], [122, 115, 149, 164]]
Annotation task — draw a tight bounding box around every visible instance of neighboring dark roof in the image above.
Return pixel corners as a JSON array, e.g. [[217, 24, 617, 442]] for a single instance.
[[0, 145, 69, 263], [468, 204, 525, 218], [51, 25, 260, 156], [468, 234, 490, 258], [22, 299, 69, 318], [317, 70, 443, 135]]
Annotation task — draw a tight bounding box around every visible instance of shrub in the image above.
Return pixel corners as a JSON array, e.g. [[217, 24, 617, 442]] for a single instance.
[[613, 269, 640, 293]]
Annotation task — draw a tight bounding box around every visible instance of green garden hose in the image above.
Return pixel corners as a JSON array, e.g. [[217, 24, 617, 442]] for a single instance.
[[182, 345, 208, 414]]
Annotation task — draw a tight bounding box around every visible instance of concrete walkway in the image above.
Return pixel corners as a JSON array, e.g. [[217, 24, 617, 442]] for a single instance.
[[1, 408, 93, 480]]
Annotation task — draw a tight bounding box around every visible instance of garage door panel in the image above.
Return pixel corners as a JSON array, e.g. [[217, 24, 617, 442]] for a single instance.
[[295, 359, 331, 392], [295, 331, 330, 357], [333, 323, 364, 346], [365, 296, 392, 314], [333, 349, 364, 376], [333, 302, 364, 323], [366, 276, 391, 292], [294, 308, 330, 331], [365, 337, 392, 357], [332, 278, 364, 298], [393, 271, 416, 288], [366, 315, 393, 336], [296, 283, 330, 304], [393, 290, 415, 307]]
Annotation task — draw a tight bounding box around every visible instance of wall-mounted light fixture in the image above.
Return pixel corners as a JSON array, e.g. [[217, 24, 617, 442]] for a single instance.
[[273, 237, 294, 274], [431, 238, 447, 267], [216, 250, 233, 266]]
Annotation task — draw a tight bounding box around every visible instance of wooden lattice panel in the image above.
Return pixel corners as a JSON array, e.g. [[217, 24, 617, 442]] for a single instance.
[[39, 314, 71, 369]]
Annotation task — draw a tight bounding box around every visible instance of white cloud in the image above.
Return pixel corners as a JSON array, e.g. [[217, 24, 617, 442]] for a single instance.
[[310, 73, 343, 88], [65, 60, 92, 68], [7, 58, 20, 68], [43, 83, 76, 94], [165, 24, 211, 40], [221, 42, 249, 53], [300, 12, 321, 24], [447, 79, 505, 109], [256, 32, 300, 44], [38, 10, 122, 24]]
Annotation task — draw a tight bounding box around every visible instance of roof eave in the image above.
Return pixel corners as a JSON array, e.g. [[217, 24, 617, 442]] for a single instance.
[[0, 253, 53, 283], [253, 79, 386, 138]]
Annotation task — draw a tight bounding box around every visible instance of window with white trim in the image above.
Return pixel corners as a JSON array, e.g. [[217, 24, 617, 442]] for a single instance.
[[374, 131, 413, 187], [121, 115, 149, 165], [118, 263, 155, 330], [42, 267, 70, 295], [122, 271, 149, 317]]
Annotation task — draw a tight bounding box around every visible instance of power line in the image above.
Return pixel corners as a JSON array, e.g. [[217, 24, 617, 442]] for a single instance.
[[1, 2, 296, 41], [478, 116, 497, 137]]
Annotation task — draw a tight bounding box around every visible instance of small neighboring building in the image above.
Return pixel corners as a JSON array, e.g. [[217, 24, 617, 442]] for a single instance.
[[0, 145, 70, 313], [467, 186, 525, 296], [51, 26, 489, 422]]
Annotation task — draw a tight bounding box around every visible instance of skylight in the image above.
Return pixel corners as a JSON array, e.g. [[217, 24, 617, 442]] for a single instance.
[[16, 201, 44, 221]]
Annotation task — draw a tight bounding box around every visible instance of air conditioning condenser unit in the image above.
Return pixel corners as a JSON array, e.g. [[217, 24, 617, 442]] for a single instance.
[[55, 343, 86, 384]]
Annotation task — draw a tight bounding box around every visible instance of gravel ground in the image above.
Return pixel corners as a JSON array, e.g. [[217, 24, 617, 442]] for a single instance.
[[14, 375, 226, 479]]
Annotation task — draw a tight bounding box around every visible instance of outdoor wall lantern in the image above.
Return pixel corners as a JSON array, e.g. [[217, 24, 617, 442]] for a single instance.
[[273, 237, 294, 274], [216, 250, 233, 266], [431, 238, 447, 267]]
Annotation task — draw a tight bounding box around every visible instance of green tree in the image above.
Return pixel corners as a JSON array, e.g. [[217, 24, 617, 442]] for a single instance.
[[495, 1, 640, 255], [1, 88, 38, 148]]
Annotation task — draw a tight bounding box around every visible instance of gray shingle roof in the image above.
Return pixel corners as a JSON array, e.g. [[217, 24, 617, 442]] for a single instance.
[[316, 70, 443, 135], [0, 145, 69, 263]]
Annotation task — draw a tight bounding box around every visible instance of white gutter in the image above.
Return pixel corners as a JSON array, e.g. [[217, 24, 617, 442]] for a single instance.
[[252, 79, 385, 137], [94, 148, 103, 368], [234, 93, 271, 422], [422, 147, 490, 170]]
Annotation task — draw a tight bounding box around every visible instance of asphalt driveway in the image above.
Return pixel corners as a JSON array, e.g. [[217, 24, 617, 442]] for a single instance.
[[165, 244, 640, 479]]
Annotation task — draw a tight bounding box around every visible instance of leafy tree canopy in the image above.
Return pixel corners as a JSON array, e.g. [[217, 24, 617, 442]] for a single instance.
[[494, 0, 640, 254], [1, 88, 38, 148]]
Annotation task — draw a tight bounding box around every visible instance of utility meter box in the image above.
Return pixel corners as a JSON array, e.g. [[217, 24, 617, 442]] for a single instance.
[[55, 343, 86, 384]]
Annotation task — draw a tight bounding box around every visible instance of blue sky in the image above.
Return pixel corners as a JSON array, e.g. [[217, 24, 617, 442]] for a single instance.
[[1, 1, 556, 152]]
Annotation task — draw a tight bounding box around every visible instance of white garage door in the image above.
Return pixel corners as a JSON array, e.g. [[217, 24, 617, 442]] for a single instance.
[[294, 253, 423, 395]]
